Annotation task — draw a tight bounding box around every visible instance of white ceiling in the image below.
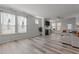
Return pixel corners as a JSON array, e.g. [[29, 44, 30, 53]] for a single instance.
[[1, 4, 79, 19]]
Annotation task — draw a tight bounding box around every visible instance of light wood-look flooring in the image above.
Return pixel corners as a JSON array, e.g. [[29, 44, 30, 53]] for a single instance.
[[0, 33, 79, 54]]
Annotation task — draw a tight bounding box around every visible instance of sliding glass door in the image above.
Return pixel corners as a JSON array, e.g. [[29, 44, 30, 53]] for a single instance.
[[17, 16, 27, 33], [1, 12, 15, 34]]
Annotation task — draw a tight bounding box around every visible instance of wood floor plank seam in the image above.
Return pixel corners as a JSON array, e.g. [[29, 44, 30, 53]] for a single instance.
[[34, 36, 79, 54]]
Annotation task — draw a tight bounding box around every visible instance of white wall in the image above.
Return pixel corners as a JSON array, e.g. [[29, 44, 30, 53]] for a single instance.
[[62, 17, 76, 31]]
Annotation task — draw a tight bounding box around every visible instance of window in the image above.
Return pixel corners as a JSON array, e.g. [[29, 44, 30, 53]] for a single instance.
[[35, 19, 39, 24], [52, 23, 56, 27], [52, 20, 56, 30], [17, 16, 27, 33], [51, 20, 62, 31], [68, 24, 72, 30], [57, 22, 61, 30], [1, 12, 15, 34]]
